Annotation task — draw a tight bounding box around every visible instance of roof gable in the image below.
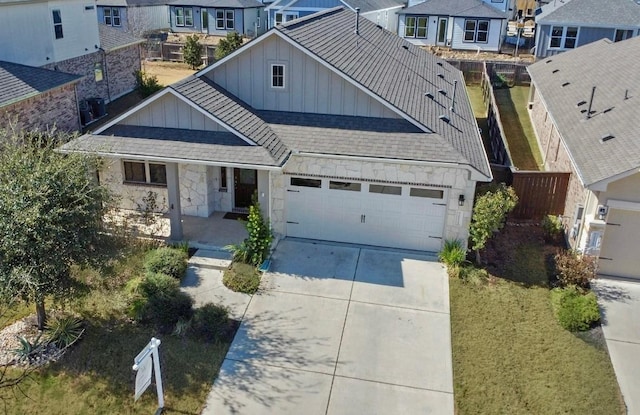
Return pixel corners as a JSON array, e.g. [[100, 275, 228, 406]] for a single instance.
[[536, 0, 640, 27]]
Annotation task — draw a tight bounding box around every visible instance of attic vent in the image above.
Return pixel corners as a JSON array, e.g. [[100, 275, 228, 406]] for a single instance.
[[552, 69, 560, 74], [562, 82, 570, 87], [576, 100, 587, 107], [438, 89, 447, 96], [437, 62, 443, 66], [439, 115, 450, 123], [545, 59, 553, 64], [437, 73, 445, 79], [601, 134, 615, 142], [425, 92, 434, 99], [402, 45, 409, 50]]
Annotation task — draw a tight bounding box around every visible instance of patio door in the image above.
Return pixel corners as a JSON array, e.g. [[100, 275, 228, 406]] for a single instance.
[[234, 168, 257, 208], [437, 17, 447, 46], [201, 8, 208, 33]]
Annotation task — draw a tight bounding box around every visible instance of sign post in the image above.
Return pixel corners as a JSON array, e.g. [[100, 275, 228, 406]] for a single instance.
[[133, 337, 164, 411]]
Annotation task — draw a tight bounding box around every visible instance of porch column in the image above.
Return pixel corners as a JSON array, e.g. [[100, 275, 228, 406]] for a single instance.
[[166, 162, 183, 240]]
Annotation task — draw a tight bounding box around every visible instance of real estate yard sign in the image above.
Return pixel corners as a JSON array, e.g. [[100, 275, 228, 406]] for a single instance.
[[133, 337, 164, 409]]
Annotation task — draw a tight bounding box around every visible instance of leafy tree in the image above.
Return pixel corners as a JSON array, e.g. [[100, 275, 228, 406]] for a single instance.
[[0, 128, 112, 330], [469, 183, 518, 264], [183, 34, 203, 69], [134, 70, 162, 97], [215, 31, 243, 60]]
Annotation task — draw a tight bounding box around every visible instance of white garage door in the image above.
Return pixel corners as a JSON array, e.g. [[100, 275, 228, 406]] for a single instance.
[[598, 209, 640, 280], [285, 176, 447, 251]]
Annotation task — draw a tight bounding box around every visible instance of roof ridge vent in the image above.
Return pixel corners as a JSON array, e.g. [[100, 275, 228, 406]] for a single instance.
[[601, 134, 615, 142]]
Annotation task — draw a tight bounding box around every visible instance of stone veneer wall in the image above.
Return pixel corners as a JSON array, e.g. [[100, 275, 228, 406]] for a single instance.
[[270, 155, 477, 247], [0, 83, 80, 132], [44, 51, 109, 103], [105, 45, 141, 101], [529, 87, 588, 248], [179, 164, 216, 217]]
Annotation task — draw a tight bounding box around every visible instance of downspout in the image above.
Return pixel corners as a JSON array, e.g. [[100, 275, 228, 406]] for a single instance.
[[74, 84, 82, 131], [100, 48, 112, 103]]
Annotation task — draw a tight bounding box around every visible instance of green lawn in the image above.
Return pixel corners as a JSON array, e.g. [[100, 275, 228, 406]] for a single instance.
[[494, 86, 543, 171], [2, 242, 232, 414], [450, 241, 624, 414], [465, 85, 491, 156]]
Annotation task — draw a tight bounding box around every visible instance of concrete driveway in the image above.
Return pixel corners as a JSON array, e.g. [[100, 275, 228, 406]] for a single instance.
[[203, 239, 454, 415], [593, 278, 640, 414]]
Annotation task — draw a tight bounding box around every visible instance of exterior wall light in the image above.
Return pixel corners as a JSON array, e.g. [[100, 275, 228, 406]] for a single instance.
[[458, 194, 465, 206]]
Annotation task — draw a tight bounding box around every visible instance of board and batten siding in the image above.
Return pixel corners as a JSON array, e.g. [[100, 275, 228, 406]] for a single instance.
[[119, 93, 230, 131], [207, 35, 400, 118], [450, 17, 503, 52], [127, 5, 170, 33]]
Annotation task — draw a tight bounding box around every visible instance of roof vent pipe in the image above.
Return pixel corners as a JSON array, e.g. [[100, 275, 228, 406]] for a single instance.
[[355, 8, 360, 35], [586, 86, 596, 119], [450, 80, 458, 113]]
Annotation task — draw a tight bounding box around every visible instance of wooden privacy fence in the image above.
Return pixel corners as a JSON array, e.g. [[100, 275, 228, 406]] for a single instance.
[[510, 172, 571, 219]]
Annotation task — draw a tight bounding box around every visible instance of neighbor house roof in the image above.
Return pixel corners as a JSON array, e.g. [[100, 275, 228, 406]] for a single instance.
[[343, 0, 405, 13], [0, 61, 81, 108], [536, 0, 640, 28], [276, 7, 491, 177], [168, 0, 262, 7], [527, 37, 640, 187], [99, 24, 144, 52], [397, 0, 508, 19], [96, 0, 167, 6]]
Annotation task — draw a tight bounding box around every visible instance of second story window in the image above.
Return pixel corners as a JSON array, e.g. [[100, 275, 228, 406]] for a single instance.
[[271, 64, 285, 88], [52, 10, 63, 39], [104, 8, 121, 27]]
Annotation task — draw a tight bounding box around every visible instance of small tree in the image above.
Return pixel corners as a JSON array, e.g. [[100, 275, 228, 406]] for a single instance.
[[469, 183, 518, 264], [183, 34, 203, 69], [0, 128, 112, 329], [134, 70, 162, 98], [215, 32, 243, 60], [225, 195, 273, 266]]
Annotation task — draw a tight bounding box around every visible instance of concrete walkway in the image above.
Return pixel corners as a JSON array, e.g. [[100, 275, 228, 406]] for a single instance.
[[202, 239, 454, 415], [593, 278, 640, 414]]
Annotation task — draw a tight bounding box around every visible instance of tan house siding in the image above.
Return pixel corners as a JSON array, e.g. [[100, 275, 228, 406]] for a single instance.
[[0, 83, 80, 132]]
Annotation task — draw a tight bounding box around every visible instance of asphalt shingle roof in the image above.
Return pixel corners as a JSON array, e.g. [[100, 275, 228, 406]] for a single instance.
[[527, 37, 640, 186], [0, 61, 81, 108], [168, 0, 262, 7], [536, 0, 640, 27], [397, 0, 508, 19], [343, 0, 405, 14], [99, 24, 144, 52], [277, 7, 491, 177]]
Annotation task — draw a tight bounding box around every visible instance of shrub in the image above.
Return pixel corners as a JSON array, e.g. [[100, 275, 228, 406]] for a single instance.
[[555, 250, 597, 289], [135, 272, 194, 331], [191, 303, 231, 342], [223, 262, 261, 294], [13, 334, 46, 364], [215, 31, 243, 60], [144, 247, 188, 280], [45, 315, 85, 348], [551, 287, 600, 331], [183, 34, 203, 69], [134, 70, 162, 98], [225, 197, 273, 267], [541, 215, 563, 241], [439, 239, 467, 267], [449, 265, 489, 286]]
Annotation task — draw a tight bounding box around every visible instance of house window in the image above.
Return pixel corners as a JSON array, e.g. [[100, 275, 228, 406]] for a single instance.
[[175, 7, 192, 27], [549, 26, 578, 49], [123, 161, 167, 186], [271, 64, 285, 88], [275, 12, 298, 25], [104, 8, 121, 27], [220, 167, 228, 190], [405, 16, 428, 38], [216, 9, 234, 30], [463, 19, 489, 43], [52, 10, 63, 39], [256, 9, 261, 28], [614, 29, 633, 42], [94, 62, 103, 82], [570, 205, 584, 239]]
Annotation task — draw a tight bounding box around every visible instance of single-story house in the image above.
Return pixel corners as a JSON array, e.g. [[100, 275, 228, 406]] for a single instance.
[[61, 7, 492, 252], [168, 0, 266, 38], [527, 36, 640, 279], [96, 0, 171, 35], [397, 0, 509, 51], [0, 61, 82, 132], [534, 0, 640, 59]]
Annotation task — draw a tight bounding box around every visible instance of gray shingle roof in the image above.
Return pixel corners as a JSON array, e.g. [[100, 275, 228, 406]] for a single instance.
[[259, 111, 467, 163], [527, 37, 640, 186], [168, 0, 262, 7], [61, 125, 278, 166], [171, 76, 289, 165], [343, 0, 405, 14], [397, 0, 508, 19], [536, 0, 640, 27], [0, 61, 81, 108], [99, 24, 144, 52], [97, 0, 167, 6], [277, 7, 491, 178]]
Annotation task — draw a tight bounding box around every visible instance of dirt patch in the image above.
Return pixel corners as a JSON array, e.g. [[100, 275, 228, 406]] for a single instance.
[[141, 60, 197, 86], [423, 45, 535, 63]]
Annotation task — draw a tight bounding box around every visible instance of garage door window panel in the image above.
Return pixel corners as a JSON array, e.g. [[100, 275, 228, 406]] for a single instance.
[[330, 181, 361, 191], [410, 188, 444, 198], [369, 184, 401, 195], [291, 177, 321, 188]]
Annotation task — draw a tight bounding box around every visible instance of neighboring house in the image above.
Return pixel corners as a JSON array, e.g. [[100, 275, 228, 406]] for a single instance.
[[397, 0, 510, 51], [168, 0, 266, 37], [0, 0, 144, 129], [527, 37, 640, 279], [265, 0, 405, 32], [0, 61, 82, 132], [534, 0, 640, 59], [97, 0, 171, 36], [61, 7, 492, 252]]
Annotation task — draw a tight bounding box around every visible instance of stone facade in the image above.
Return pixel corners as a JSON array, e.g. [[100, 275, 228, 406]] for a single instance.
[[270, 155, 477, 247], [0, 83, 80, 132], [105, 45, 141, 101]]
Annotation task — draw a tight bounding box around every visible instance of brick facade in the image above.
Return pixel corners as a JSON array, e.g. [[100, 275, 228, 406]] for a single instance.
[[0, 83, 80, 132], [105, 44, 141, 101], [44, 51, 109, 103]]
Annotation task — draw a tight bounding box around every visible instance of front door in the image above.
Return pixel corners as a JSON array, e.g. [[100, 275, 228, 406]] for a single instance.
[[234, 168, 257, 208], [201, 8, 208, 33], [437, 17, 447, 46]]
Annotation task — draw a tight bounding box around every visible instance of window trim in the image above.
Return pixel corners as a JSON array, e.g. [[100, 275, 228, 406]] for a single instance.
[[274, 11, 298, 25], [404, 15, 428, 39], [175, 7, 188, 27], [215, 9, 234, 30], [123, 161, 167, 186], [184, 7, 194, 27], [463, 19, 489, 44], [549, 25, 579, 49], [52, 9, 63, 39], [271, 63, 285, 89]]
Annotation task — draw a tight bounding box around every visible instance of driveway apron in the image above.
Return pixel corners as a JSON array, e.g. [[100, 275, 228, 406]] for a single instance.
[[202, 239, 454, 415]]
